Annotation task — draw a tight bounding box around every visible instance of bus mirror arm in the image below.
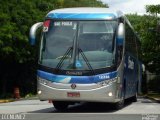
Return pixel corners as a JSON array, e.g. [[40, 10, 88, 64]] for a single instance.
[[29, 22, 43, 45]]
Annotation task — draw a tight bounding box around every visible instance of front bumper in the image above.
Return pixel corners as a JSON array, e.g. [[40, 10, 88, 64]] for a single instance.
[[37, 78, 121, 103]]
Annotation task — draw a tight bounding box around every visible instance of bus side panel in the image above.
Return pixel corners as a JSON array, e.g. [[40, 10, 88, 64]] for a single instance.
[[138, 61, 143, 94], [124, 53, 139, 99], [116, 54, 125, 100]]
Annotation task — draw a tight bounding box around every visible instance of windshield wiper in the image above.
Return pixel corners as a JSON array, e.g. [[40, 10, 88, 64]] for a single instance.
[[55, 47, 73, 73], [78, 48, 95, 75], [55, 47, 95, 75]]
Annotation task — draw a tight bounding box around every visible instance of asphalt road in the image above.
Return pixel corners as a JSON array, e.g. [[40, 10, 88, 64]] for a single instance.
[[0, 97, 160, 120]]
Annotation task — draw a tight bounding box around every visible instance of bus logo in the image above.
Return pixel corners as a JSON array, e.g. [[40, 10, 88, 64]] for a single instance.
[[71, 84, 76, 89]]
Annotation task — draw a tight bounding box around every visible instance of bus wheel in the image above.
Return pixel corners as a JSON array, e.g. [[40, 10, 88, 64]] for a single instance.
[[132, 92, 137, 102], [53, 101, 69, 111], [114, 96, 124, 110], [114, 85, 125, 110]]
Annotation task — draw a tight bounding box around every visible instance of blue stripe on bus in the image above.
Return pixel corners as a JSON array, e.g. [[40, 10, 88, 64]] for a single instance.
[[116, 37, 124, 46], [46, 13, 116, 20], [37, 70, 117, 84]]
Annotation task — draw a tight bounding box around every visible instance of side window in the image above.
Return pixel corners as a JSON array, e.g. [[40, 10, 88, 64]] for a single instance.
[[125, 22, 137, 57]]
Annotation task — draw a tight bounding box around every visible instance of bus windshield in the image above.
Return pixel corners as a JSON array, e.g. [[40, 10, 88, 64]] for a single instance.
[[40, 20, 117, 70]]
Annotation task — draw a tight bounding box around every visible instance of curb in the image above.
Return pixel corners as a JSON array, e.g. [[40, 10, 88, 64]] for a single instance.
[[0, 97, 38, 103], [0, 99, 14, 103], [20, 96, 38, 100], [145, 96, 160, 103]]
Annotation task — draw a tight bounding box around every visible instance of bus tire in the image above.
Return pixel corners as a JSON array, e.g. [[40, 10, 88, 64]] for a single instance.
[[132, 92, 137, 102], [114, 95, 125, 110], [53, 101, 69, 111], [114, 83, 125, 110], [132, 84, 138, 102]]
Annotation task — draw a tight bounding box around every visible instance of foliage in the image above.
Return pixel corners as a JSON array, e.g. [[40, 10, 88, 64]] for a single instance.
[[127, 9, 160, 74], [0, 0, 107, 98], [146, 5, 160, 16], [148, 75, 160, 93]]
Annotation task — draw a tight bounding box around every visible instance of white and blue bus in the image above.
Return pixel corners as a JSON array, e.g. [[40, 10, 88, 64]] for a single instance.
[[29, 8, 142, 110]]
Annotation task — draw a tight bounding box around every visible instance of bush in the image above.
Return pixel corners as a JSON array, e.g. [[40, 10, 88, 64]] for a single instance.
[[148, 76, 160, 93]]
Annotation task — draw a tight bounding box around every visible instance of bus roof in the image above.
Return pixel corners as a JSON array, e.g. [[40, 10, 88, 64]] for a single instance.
[[46, 7, 124, 20]]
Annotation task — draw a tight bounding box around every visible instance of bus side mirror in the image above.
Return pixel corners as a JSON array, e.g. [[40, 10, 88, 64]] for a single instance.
[[29, 22, 43, 45], [116, 23, 124, 63], [117, 23, 124, 47]]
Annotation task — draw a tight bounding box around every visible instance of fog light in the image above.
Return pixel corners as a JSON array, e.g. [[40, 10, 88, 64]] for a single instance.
[[108, 92, 113, 97], [38, 90, 42, 95]]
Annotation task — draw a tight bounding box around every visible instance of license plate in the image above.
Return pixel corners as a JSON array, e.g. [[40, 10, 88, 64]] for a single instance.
[[67, 92, 80, 97]]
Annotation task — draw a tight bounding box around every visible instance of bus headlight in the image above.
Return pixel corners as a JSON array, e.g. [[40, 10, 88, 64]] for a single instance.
[[38, 90, 42, 95], [38, 77, 51, 85], [108, 92, 113, 97], [97, 77, 118, 87]]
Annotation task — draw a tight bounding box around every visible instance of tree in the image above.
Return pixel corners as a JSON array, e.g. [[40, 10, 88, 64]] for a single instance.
[[0, 0, 108, 98], [146, 5, 160, 17]]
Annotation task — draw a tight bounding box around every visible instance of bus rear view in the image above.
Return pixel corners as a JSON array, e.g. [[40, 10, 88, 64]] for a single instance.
[[29, 8, 142, 111]]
